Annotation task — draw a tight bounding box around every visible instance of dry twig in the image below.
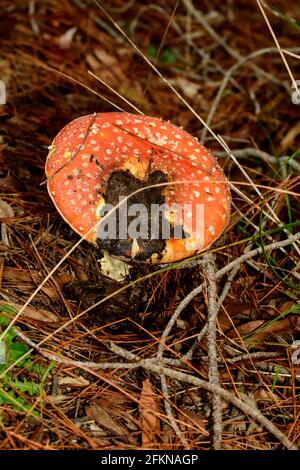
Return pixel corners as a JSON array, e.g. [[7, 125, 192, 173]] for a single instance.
[[203, 253, 222, 449]]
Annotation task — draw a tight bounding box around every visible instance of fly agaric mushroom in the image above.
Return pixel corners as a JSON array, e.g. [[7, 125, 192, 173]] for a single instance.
[[45, 112, 231, 264]]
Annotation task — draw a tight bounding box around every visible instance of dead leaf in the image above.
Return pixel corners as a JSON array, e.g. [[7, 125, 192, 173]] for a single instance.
[[228, 317, 300, 343], [86, 402, 127, 437], [91, 391, 133, 412], [228, 320, 265, 339], [0, 174, 24, 193], [93, 48, 118, 68], [0, 302, 59, 323], [178, 409, 208, 437], [0, 59, 13, 86], [138, 378, 160, 448], [258, 316, 300, 339], [171, 77, 201, 99], [57, 27, 77, 50], [46, 394, 70, 405], [2, 267, 34, 285], [254, 388, 278, 402], [86, 48, 127, 85]]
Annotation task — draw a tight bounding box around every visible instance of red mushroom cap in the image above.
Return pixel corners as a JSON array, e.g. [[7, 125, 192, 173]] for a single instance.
[[45, 112, 231, 264]]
